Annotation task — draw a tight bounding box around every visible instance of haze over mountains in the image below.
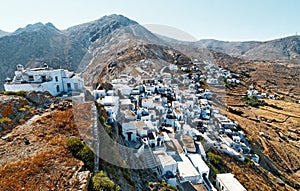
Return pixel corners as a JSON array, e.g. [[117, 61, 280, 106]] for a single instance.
[[0, 14, 299, 90]]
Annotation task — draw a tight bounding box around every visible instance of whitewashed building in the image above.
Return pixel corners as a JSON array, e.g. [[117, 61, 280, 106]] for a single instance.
[[154, 150, 178, 175], [216, 173, 246, 191], [4, 64, 84, 96], [177, 154, 202, 184]]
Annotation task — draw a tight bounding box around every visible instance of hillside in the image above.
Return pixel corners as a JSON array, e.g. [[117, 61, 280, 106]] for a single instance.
[[159, 34, 300, 62], [194, 39, 262, 57], [242, 36, 300, 61], [0, 93, 92, 190]]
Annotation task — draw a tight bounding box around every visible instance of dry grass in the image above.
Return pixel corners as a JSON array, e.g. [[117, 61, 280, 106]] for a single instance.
[[225, 98, 300, 189], [0, 106, 93, 190]]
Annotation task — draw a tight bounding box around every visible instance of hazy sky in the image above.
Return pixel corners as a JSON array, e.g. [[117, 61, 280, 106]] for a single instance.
[[0, 0, 299, 41]]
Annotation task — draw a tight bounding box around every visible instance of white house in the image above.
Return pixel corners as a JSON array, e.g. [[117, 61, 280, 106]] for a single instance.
[[142, 97, 154, 109], [177, 154, 202, 184], [187, 154, 210, 183], [169, 64, 178, 71], [120, 99, 134, 111], [122, 122, 137, 142], [215, 173, 246, 191], [94, 90, 106, 99], [4, 64, 84, 96], [153, 150, 178, 176], [133, 121, 158, 137]]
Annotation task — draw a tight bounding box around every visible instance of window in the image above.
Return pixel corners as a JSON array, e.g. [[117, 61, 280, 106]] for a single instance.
[[41, 75, 46, 82], [67, 83, 71, 89], [55, 76, 58, 82], [29, 75, 34, 81], [222, 186, 224, 190], [56, 85, 60, 92], [74, 83, 78, 89]]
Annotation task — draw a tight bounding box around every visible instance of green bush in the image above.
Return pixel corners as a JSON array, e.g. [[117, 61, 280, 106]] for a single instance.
[[67, 137, 84, 155], [15, 91, 26, 97], [92, 171, 121, 191], [0, 117, 12, 124], [19, 118, 25, 123], [18, 107, 27, 112], [3, 90, 26, 97], [207, 152, 221, 165], [148, 181, 178, 191], [24, 105, 32, 110], [66, 137, 95, 171], [3, 91, 17, 95], [245, 157, 255, 167], [77, 145, 95, 171], [243, 96, 265, 107], [228, 107, 244, 115]]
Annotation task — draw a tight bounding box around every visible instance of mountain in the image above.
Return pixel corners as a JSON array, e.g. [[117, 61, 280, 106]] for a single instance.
[[158, 34, 300, 61], [66, 14, 164, 49], [193, 39, 262, 57], [0, 30, 10, 38], [242, 36, 300, 60], [0, 14, 168, 90], [0, 22, 87, 90]]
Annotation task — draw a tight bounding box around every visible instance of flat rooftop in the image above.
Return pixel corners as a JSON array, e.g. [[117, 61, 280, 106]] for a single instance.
[[178, 154, 200, 178], [216, 173, 246, 191], [154, 151, 177, 167]]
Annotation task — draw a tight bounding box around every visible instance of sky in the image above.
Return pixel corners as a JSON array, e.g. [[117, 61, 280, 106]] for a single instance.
[[0, 0, 299, 41]]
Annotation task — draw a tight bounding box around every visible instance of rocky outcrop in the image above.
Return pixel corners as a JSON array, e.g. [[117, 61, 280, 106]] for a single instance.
[[0, 95, 30, 135], [0, 104, 92, 190]]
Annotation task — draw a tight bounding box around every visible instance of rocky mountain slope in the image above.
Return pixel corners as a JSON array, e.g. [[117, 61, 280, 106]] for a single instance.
[[242, 36, 300, 61], [0, 23, 86, 90], [194, 39, 262, 57], [160, 34, 300, 61]]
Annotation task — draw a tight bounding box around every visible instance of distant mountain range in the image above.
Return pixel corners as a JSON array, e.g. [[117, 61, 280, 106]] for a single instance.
[[157, 34, 300, 61], [0, 14, 299, 89]]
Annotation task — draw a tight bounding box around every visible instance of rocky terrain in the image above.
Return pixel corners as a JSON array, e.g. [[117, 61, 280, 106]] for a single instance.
[[0, 92, 93, 190]]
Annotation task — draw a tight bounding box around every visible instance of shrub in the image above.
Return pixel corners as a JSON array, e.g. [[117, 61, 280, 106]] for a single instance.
[[3, 91, 17, 96], [19, 118, 25, 123], [15, 91, 26, 97], [24, 105, 32, 110], [67, 137, 94, 171], [18, 107, 27, 112], [243, 96, 265, 107], [245, 157, 255, 167], [77, 145, 95, 171], [92, 171, 121, 191], [3, 90, 26, 97], [207, 152, 221, 165], [0, 117, 12, 124], [228, 107, 244, 115], [67, 137, 84, 155]]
